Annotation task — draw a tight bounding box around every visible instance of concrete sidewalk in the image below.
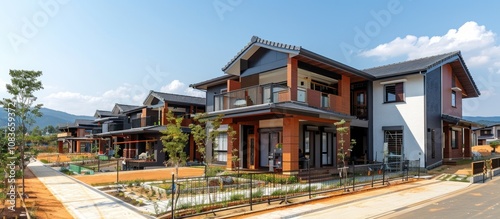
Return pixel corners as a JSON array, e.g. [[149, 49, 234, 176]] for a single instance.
[[28, 161, 149, 219], [245, 179, 473, 219]]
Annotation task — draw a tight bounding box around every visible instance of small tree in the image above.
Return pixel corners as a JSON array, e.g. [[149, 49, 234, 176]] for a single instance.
[[490, 140, 500, 153], [161, 110, 189, 177], [334, 119, 355, 168], [0, 70, 43, 199]]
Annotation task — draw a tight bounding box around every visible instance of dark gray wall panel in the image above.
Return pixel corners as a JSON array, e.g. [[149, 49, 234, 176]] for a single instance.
[[425, 67, 442, 167]]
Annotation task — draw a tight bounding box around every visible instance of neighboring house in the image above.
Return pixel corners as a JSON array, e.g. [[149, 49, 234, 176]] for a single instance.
[[57, 119, 99, 153], [364, 51, 480, 168], [474, 124, 500, 145], [191, 36, 375, 173], [57, 92, 206, 169], [93, 92, 205, 168]]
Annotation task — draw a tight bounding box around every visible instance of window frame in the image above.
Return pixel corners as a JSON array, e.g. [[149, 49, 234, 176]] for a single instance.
[[451, 90, 457, 108], [384, 82, 404, 103], [214, 132, 228, 162], [451, 130, 459, 149]]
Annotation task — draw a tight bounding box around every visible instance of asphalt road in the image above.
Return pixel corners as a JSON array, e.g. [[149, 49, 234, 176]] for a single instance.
[[387, 177, 500, 219]]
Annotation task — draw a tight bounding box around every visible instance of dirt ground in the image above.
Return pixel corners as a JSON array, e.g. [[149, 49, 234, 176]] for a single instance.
[[22, 168, 73, 219], [74, 167, 205, 185]]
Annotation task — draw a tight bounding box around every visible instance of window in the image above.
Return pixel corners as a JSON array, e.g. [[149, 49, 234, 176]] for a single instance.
[[384, 130, 403, 155], [384, 83, 404, 103], [321, 93, 329, 108], [215, 133, 228, 162], [297, 88, 306, 102], [451, 91, 456, 107], [451, 130, 459, 149]]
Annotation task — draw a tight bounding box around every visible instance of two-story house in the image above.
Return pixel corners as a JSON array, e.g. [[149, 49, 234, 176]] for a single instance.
[[57, 119, 99, 153], [91, 92, 205, 168], [474, 123, 500, 145], [192, 36, 375, 173], [364, 51, 480, 168]]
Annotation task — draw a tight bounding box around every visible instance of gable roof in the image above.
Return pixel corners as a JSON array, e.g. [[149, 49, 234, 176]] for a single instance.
[[364, 51, 480, 98], [222, 36, 375, 80], [190, 74, 239, 90], [94, 110, 114, 118], [143, 91, 206, 106], [112, 104, 141, 114]]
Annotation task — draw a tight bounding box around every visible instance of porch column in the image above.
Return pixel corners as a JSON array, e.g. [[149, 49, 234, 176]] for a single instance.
[[464, 128, 471, 158], [283, 117, 299, 173], [58, 141, 63, 153], [76, 141, 81, 153], [443, 126, 452, 159], [99, 139, 105, 154], [226, 123, 240, 170], [287, 57, 298, 101]]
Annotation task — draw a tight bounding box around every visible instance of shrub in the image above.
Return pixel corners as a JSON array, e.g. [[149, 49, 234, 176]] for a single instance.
[[229, 193, 245, 201]]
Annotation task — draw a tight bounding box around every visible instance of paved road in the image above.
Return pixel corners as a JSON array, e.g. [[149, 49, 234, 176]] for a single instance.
[[386, 176, 500, 219], [28, 161, 149, 219], [247, 179, 472, 219]]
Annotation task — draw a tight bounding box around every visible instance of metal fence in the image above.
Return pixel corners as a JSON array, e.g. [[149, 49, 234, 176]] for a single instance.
[[147, 159, 421, 218]]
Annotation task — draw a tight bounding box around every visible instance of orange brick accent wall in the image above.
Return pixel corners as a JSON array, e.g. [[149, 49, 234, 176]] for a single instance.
[[282, 117, 299, 172], [287, 57, 298, 101], [307, 89, 321, 108], [227, 79, 241, 92], [226, 124, 240, 170], [331, 75, 351, 114], [442, 64, 462, 117]]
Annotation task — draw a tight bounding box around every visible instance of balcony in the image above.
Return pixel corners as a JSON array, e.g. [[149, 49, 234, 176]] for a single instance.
[[57, 132, 72, 138], [131, 116, 155, 128], [214, 84, 290, 111], [108, 123, 123, 132]]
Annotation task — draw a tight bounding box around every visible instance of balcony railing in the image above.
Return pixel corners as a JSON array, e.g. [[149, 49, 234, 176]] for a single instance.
[[108, 123, 123, 132], [214, 84, 290, 111], [131, 116, 155, 128]]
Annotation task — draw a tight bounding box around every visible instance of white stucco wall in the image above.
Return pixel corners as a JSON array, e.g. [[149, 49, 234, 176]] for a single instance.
[[372, 74, 426, 167]]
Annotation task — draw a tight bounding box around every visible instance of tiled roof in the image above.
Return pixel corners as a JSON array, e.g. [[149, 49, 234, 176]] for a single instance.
[[363, 51, 459, 78], [222, 36, 301, 71], [94, 110, 114, 118], [115, 104, 141, 113], [149, 91, 205, 106], [221, 36, 375, 80], [364, 51, 480, 98]]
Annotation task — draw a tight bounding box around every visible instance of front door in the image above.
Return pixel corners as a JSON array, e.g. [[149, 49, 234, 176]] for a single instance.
[[248, 134, 255, 169], [353, 90, 367, 119]]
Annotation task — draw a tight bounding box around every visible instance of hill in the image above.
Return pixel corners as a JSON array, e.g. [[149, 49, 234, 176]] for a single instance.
[[0, 108, 94, 129], [463, 116, 500, 126]]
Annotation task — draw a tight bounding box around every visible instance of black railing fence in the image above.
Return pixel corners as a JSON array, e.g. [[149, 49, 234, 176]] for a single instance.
[[140, 159, 422, 218]]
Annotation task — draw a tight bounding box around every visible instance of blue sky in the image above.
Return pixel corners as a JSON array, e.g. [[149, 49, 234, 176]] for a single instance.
[[1, 0, 500, 116]]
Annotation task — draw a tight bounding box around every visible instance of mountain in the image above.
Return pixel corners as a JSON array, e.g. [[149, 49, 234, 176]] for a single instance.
[[0, 108, 94, 129], [463, 116, 500, 126]]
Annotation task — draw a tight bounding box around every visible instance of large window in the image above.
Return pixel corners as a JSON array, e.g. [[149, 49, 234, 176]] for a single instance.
[[451, 130, 459, 149], [384, 130, 403, 155], [215, 133, 228, 162], [384, 83, 404, 103], [451, 91, 456, 107]]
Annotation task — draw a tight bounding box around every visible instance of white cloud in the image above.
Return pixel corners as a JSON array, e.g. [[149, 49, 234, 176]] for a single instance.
[[360, 21, 496, 62], [40, 80, 205, 116], [160, 80, 205, 98], [41, 84, 149, 116]]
